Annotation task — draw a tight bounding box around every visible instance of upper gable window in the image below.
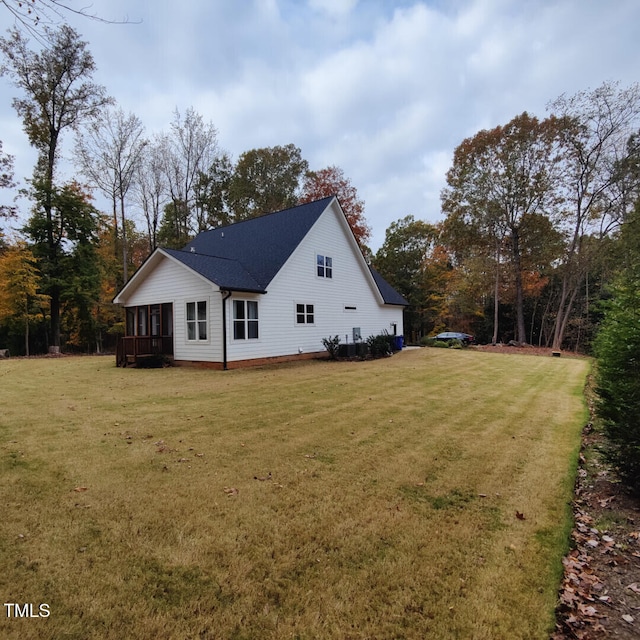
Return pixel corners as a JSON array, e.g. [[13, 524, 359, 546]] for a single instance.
[[317, 254, 332, 278]]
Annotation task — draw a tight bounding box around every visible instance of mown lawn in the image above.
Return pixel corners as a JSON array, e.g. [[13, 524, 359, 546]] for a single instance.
[[0, 348, 589, 639]]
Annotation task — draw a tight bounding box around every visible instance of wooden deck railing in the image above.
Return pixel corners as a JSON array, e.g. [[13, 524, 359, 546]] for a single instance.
[[116, 336, 173, 367]]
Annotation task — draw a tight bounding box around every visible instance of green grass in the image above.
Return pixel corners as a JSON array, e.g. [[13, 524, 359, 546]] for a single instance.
[[0, 349, 589, 639]]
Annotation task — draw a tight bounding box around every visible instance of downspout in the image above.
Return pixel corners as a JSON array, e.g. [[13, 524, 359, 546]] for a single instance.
[[221, 290, 232, 370]]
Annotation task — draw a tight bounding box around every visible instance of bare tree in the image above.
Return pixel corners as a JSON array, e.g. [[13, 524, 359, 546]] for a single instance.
[[161, 108, 220, 241], [75, 107, 146, 283], [134, 136, 168, 253], [548, 82, 640, 350], [1, 0, 135, 42], [0, 140, 17, 222]]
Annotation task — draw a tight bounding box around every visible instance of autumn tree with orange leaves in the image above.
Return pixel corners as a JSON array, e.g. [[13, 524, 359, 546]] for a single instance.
[[300, 165, 371, 251], [441, 112, 564, 344]]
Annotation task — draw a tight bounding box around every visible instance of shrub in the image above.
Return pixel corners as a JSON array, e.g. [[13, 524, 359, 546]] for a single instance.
[[593, 275, 640, 493], [422, 336, 455, 349], [367, 334, 392, 358], [321, 335, 341, 360]]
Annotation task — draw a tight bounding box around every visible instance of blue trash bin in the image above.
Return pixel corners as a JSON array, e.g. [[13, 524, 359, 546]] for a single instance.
[[394, 335, 404, 350]]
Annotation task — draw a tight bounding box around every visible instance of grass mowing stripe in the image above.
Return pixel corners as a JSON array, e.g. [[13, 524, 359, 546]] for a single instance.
[[0, 351, 588, 639]]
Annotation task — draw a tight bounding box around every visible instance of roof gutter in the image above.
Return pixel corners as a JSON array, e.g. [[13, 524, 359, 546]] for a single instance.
[[221, 290, 232, 370]]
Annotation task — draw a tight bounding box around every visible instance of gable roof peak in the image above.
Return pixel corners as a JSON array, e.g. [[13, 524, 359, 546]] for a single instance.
[[174, 196, 336, 291]]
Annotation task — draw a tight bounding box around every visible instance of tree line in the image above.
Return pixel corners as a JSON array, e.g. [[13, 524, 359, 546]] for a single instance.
[[1, 21, 639, 362], [375, 82, 640, 352]]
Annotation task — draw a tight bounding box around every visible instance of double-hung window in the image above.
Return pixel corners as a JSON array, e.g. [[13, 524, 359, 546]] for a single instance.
[[233, 300, 259, 340], [317, 254, 332, 278], [296, 303, 314, 325], [186, 301, 207, 341]]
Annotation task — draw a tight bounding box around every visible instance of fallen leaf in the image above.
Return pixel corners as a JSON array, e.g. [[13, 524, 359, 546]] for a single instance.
[[622, 614, 634, 624], [223, 487, 238, 497], [73, 486, 88, 492], [627, 583, 640, 593], [577, 604, 599, 617], [515, 511, 526, 520]]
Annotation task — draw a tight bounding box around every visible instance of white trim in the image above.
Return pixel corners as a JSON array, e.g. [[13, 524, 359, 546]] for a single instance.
[[113, 248, 219, 304]]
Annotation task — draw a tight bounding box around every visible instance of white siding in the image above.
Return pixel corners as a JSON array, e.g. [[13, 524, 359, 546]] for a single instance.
[[225, 200, 404, 362], [124, 255, 224, 363]]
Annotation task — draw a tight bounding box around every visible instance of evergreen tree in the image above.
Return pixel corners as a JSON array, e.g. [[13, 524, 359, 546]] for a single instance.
[[594, 201, 640, 492]]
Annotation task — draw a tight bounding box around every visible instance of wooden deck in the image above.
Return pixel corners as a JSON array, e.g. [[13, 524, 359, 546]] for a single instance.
[[116, 336, 173, 367]]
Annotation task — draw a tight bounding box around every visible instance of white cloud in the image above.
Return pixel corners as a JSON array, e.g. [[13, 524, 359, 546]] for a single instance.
[[309, 0, 359, 19], [2, 0, 640, 250]]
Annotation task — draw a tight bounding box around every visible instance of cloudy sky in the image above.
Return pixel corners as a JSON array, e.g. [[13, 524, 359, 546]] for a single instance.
[[1, 0, 639, 250]]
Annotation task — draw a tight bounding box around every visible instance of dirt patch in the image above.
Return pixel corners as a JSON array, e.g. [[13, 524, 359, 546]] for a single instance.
[[473, 343, 585, 358]]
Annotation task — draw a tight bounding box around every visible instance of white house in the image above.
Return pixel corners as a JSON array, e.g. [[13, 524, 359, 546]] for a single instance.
[[113, 196, 407, 369]]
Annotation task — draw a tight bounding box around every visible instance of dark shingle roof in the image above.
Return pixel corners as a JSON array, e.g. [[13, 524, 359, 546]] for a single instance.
[[167, 197, 334, 292], [154, 196, 405, 307], [163, 249, 265, 293], [369, 266, 409, 306]]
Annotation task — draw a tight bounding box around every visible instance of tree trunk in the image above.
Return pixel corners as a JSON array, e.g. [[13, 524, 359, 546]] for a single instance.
[[511, 227, 527, 344], [120, 193, 128, 283], [492, 239, 501, 344], [538, 293, 554, 347], [554, 283, 580, 350], [24, 314, 29, 357], [50, 284, 61, 348], [552, 266, 580, 350], [552, 284, 569, 350]]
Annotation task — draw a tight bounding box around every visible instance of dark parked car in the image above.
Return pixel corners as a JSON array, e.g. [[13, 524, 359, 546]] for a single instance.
[[434, 331, 475, 344]]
